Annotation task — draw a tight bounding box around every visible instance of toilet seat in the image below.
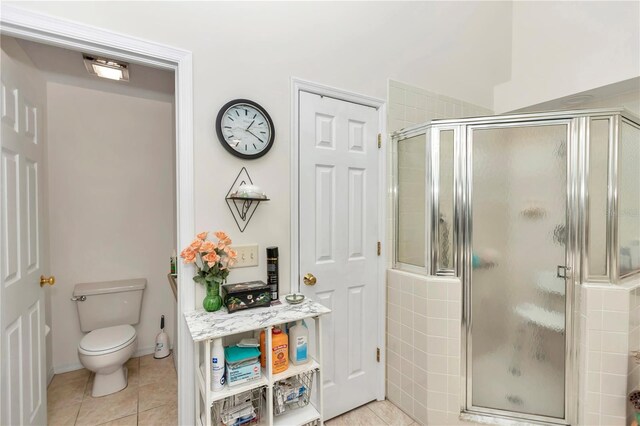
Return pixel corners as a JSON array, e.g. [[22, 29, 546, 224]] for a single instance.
[[79, 324, 136, 356]]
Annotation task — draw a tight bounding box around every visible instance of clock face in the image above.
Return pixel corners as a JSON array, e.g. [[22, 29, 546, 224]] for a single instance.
[[216, 99, 275, 159]]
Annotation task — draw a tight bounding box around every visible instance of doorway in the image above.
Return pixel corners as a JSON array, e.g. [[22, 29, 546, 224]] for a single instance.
[[292, 79, 387, 420], [0, 6, 195, 425]]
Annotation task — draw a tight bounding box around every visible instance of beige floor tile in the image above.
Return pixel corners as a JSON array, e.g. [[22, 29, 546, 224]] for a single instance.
[[47, 402, 81, 426], [139, 352, 173, 367], [49, 368, 90, 388], [138, 401, 178, 426], [138, 376, 177, 412], [367, 399, 414, 425], [97, 414, 138, 426], [76, 385, 138, 426], [327, 405, 388, 426], [48, 376, 88, 411], [138, 357, 176, 387]]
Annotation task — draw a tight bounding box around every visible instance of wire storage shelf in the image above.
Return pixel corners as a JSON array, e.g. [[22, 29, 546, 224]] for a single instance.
[[272, 370, 315, 416], [212, 386, 266, 426]]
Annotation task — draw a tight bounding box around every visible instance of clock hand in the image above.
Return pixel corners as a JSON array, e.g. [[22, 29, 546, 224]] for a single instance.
[[246, 129, 264, 143], [246, 120, 255, 130]]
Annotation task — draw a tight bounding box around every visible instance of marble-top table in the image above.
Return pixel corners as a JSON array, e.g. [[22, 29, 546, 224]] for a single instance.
[[184, 299, 331, 342]]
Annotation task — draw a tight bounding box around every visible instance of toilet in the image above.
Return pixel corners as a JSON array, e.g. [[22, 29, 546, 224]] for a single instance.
[[73, 278, 146, 397]]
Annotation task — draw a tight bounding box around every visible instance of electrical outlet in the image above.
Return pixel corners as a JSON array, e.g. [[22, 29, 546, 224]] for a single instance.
[[231, 244, 259, 268]]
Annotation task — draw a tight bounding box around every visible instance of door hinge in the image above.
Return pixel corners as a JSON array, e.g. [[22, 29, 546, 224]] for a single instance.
[[376, 347, 381, 362], [377, 241, 381, 256], [377, 133, 382, 149]]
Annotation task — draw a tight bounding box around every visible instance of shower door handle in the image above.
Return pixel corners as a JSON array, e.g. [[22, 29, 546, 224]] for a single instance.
[[556, 265, 571, 279]]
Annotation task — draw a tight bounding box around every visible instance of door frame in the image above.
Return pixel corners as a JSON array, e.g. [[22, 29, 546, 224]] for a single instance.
[[0, 5, 196, 425], [290, 77, 387, 402]]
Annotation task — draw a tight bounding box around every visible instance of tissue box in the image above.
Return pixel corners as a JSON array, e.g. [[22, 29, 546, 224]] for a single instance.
[[222, 281, 271, 313], [226, 359, 262, 387]]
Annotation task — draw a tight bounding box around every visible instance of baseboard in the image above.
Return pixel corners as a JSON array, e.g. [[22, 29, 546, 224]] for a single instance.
[[47, 367, 55, 386], [53, 362, 84, 375], [134, 345, 156, 358]]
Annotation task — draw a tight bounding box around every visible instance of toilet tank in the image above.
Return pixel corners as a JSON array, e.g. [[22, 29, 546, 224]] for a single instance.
[[73, 278, 146, 332]]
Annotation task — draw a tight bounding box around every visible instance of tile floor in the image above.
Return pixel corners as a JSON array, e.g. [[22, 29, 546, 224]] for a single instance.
[[47, 353, 176, 426], [48, 356, 414, 426], [326, 399, 417, 426]]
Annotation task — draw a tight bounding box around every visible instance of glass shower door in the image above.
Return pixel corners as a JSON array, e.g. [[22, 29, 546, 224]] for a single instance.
[[468, 123, 569, 420]]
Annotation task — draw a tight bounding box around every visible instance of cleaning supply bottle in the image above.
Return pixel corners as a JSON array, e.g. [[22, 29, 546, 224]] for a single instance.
[[288, 320, 309, 365], [212, 338, 225, 391], [259, 330, 266, 368], [266, 247, 279, 301], [271, 328, 289, 374], [154, 315, 170, 359]]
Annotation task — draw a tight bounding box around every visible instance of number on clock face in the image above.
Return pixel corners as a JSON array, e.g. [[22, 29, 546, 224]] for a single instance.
[[220, 104, 272, 156]]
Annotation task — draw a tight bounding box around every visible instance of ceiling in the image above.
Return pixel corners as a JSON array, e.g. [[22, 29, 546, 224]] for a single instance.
[[13, 37, 174, 100]]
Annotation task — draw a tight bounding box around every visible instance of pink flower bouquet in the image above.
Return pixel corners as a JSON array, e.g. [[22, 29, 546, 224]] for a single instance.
[[180, 231, 238, 312]]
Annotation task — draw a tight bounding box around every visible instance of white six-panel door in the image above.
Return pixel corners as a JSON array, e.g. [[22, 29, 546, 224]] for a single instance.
[[299, 91, 380, 419], [1, 41, 48, 426]]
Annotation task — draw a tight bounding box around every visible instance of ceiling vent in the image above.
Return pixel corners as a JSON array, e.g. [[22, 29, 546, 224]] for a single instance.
[[83, 54, 129, 81]]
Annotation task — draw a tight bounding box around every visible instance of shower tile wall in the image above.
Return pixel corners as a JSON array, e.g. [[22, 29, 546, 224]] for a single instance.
[[580, 282, 640, 426], [386, 81, 491, 424], [386, 270, 462, 425], [385, 80, 492, 268]]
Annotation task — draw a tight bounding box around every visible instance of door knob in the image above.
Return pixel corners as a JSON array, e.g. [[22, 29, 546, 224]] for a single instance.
[[303, 273, 317, 286], [40, 275, 55, 287]]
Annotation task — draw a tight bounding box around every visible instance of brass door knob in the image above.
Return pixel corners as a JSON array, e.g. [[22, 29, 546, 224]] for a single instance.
[[303, 273, 317, 286], [40, 275, 55, 287]]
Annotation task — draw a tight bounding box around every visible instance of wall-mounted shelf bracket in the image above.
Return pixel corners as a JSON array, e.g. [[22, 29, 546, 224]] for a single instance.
[[225, 167, 269, 232]]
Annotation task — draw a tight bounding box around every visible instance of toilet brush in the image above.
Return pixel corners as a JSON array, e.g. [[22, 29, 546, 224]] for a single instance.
[[154, 315, 171, 359]]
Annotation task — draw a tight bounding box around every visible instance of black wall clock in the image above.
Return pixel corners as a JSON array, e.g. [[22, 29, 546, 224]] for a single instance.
[[216, 99, 275, 159]]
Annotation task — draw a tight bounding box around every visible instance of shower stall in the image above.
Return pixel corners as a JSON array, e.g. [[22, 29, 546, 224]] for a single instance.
[[392, 108, 640, 424]]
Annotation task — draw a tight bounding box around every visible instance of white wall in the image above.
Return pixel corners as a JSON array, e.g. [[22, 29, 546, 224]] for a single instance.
[[494, 1, 640, 113], [46, 82, 175, 371], [8, 2, 513, 300]]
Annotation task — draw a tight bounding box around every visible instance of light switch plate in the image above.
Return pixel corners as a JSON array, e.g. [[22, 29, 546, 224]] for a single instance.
[[231, 244, 259, 268]]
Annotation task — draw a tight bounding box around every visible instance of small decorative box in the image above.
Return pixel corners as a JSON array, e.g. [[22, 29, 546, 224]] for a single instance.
[[222, 280, 271, 313]]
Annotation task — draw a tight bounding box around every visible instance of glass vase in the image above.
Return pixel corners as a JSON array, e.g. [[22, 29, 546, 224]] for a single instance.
[[203, 280, 223, 312]]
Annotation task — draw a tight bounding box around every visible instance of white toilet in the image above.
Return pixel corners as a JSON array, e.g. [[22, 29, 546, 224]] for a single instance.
[[73, 278, 146, 397]]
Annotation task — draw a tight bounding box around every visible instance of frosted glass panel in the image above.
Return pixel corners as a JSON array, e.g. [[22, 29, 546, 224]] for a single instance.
[[618, 121, 640, 277], [397, 134, 426, 267], [470, 125, 567, 419], [438, 130, 454, 271], [588, 118, 609, 277]]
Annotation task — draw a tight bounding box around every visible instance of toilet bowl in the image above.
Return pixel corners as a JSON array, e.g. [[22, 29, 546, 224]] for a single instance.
[[73, 278, 146, 397], [78, 324, 137, 397]]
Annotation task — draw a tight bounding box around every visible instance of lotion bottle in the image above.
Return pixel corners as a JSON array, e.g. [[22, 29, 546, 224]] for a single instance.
[[212, 338, 225, 391]]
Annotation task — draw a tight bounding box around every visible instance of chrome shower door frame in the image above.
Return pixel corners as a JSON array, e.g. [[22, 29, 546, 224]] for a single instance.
[[457, 116, 579, 426]]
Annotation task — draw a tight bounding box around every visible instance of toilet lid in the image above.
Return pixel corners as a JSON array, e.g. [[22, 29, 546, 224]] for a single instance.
[[79, 325, 136, 353]]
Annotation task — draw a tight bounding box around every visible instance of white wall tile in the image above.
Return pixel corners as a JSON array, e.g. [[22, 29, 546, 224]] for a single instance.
[[427, 318, 448, 337], [602, 353, 628, 375], [427, 299, 447, 319], [428, 281, 448, 300], [602, 311, 630, 333], [601, 373, 627, 396], [601, 394, 626, 416], [602, 331, 629, 354], [426, 353, 448, 374], [603, 290, 630, 312]]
